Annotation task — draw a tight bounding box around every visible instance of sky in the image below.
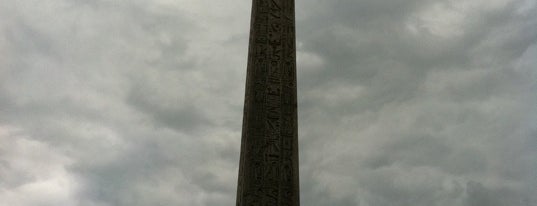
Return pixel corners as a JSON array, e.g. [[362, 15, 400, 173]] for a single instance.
[[0, 0, 536, 205]]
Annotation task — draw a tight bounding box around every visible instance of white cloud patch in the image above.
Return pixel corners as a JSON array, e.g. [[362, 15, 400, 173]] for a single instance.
[[0, 126, 80, 206], [408, 0, 515, 38]]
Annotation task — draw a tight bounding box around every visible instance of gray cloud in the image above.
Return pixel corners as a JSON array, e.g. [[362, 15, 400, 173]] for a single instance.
[[296, 0, 536, 205], [1, 0, 536, 206]]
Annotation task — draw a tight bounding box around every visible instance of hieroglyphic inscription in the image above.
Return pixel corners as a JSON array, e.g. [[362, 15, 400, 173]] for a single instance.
[[236, 0, 298, 205]]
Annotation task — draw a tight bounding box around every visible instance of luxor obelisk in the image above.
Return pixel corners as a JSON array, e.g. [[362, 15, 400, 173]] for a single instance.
[[236, 0, 299, 205]]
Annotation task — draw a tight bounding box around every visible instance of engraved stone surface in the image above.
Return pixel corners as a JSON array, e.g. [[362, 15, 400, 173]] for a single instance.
[[236, 0, 299, 205]]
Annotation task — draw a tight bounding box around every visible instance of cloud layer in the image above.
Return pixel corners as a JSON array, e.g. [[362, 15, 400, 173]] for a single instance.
[[1, 0, 535, 205]]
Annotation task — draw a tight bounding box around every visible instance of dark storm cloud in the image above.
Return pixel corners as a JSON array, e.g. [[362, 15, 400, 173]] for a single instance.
[[1, 0, 536, 205], [465, 181, 531, 206], [126, 84, 212, 133]]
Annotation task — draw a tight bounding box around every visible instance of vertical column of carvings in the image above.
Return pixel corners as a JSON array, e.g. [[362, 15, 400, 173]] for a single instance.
[[263, 0, 285, 205], [237, 0, 297, 205], [279, 0, 298, 204], [252, 0, 269, 203], [237, 0, 269, 205]]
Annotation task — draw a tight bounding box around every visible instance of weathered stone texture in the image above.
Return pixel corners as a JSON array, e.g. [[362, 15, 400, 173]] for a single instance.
[[236, 0, 299, 205]]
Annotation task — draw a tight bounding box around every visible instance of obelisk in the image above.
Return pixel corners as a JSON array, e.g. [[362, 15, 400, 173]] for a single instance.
[[236, 0, 299, 205]]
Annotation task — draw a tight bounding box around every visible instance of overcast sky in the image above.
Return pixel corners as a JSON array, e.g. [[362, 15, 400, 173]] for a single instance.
[[1, 0, 536, 206]]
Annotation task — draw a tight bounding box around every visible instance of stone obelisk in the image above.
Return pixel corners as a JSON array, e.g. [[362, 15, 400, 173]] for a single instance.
[[236, 0, 298, 205]]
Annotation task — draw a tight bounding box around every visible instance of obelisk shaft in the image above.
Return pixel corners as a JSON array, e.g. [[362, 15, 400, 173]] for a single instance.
[[236, 0, 298, 205]]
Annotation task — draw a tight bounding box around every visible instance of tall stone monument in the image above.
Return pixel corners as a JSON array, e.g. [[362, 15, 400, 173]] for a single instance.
[[236, 0, 299, 205]]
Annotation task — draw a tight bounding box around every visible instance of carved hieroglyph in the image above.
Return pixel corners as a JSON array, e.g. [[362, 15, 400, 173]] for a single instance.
[[236, 0, 299, 205]]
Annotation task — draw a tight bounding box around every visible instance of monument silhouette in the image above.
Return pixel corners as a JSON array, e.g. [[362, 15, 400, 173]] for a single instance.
[[235, 0, 299, 205]]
